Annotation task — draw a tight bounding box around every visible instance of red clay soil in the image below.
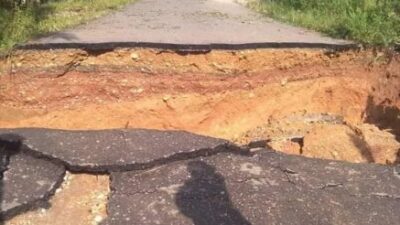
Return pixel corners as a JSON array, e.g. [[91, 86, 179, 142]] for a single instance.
[[0, 48, 399, 164]]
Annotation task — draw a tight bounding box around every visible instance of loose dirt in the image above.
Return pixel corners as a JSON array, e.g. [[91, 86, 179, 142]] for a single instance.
[[1, 48, 399, 224], [6, 173, 109, 225]]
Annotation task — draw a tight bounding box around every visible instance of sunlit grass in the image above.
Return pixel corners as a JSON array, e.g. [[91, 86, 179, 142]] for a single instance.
[[0, 0, 135, 52], [251, 0, 400, 46]]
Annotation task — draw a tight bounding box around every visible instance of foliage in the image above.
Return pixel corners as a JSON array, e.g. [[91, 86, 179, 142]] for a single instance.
[[253, 0, 400, 46], [0, 0, 134, 52]]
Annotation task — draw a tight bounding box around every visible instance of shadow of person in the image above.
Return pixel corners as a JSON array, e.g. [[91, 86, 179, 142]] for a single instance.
[[175, 161, 251, 225], [0, 134, 23, 224], [364, 96, 400, 164]]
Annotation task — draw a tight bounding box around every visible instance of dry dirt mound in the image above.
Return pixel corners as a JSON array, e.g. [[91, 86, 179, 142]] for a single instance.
[[238, 114, 400, 164]]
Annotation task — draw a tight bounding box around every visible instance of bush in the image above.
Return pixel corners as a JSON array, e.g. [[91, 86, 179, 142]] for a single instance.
[[1, 0, 47, 9], [0, 2, 46, 51]]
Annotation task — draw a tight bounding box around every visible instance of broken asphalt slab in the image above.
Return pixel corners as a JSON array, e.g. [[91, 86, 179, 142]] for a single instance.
[[104, 150, 400, 225], [0, 128, 233, 172], [0, 150, 65, 219], [27, 0, 352, 50], [1, 128, 399, 224]]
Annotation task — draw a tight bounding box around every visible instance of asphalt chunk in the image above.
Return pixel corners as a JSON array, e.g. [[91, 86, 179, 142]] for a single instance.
[[0, 128, 231, 172], [105, 150, 400, 225], [0, 152, 65, 219]]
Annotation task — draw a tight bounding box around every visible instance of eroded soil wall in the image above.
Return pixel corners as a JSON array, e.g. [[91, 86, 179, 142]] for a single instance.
[[1, 48, 399, 164]]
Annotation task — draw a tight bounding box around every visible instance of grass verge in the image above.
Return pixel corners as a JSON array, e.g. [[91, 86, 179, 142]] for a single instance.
[[250, 0, 400, 46], [0, 0, 135, 53]]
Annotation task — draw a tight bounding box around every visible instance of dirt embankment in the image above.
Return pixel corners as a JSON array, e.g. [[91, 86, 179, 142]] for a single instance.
[[1, 48, 399, 165]]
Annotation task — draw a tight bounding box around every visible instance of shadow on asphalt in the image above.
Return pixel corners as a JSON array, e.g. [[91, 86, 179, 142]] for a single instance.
[[0, 134, 22, 224], [175, 161, 251, 225]]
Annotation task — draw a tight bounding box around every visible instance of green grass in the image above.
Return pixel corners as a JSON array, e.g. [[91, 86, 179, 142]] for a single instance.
[[251, 0, 400, 46], [0, 0, 135, 52]]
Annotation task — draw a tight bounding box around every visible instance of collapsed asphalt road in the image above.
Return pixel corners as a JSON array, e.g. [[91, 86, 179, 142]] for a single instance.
[[0, 128, 399, 224]]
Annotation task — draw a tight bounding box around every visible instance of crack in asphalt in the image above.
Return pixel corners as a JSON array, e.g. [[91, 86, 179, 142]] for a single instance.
[[2, 129, 400, 223], [12, 136, 251, 174]]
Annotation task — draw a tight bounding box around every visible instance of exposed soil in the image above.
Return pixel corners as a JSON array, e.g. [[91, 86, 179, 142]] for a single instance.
[[6, 173, 109, 225], [1, 48, 400, 224]]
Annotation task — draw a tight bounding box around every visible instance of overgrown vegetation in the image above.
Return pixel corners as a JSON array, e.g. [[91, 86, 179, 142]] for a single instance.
[[251, 0, 400, 46], [0, 0, 134, 52]]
